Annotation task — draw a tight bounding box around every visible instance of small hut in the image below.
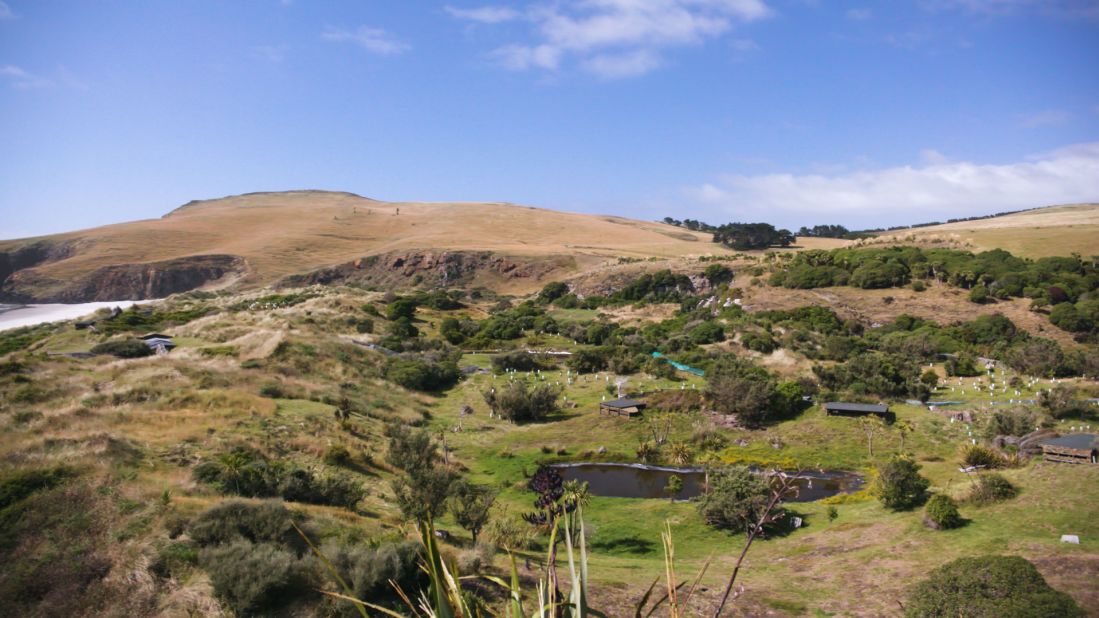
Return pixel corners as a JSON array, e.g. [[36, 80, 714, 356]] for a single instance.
[[141, 333, 176, 355], [1040, 434, 1098, 465], [599, 398, 646, 419], [824, 402, 890, 418]]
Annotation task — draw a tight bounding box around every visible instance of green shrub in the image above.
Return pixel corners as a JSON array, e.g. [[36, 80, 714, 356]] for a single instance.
[[924, 494, 962, 530], [697, 466, 776, 533], [482, 380, 561, 423], [911, 280, 927, 292], [968, 473, 1018, 505], [905, 555, 1084, 617], [959, 444, 1003, 469], [323, 445, 352, 467], [201, 541, 315, 616], [384, 356, 461, 392], [491, 350, 538, 374], [11, 410, 43, 425], [90, 339, 153, 358], [983, 408, 1038, 439], [188, 501, 299, 548], [874, 456, 930, 511], [151, 541, 199, 579], [8, 383, 48, 404], [258, 383, 284, 398], [321, 540, 425, 616], [354, 318, 374, 334], [968, 286, 990, 304], [0, 467, 72, 511]]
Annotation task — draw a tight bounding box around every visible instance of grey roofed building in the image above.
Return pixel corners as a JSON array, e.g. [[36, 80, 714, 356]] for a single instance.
[[1040, 434, 1098, 464], [823, 402, 889, 415], [599, 398, 646, 418]]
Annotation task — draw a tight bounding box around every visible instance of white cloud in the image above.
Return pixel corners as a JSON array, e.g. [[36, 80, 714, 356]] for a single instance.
[[686, 142, 1099, 226], [0, 1, 13, 19], [582, 48, 662, 78], [445, 5, 521, 23], [322, 26, 409, 55], [491, 44, 562, 70], [0, 65, 52, 89], [448, 0, 771, 78], [1019, 109, 1071, 128], [846, 8, 872, 19]]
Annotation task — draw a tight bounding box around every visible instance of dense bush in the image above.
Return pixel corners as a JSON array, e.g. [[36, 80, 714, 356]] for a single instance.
[[814, 351, 927, 400], [983, 408, 1038, 439], [90, 339, 153, 358], [538, 281, 569, 303], [712, 222, 794, 250], [321, 541, 425, 616], [0, 467, 72, 512], [924, 494, 962, 530], [322, 445, 352, 467], [201, 541, 315, 616], [706, 356, 805, 427], [384, 355, 461, 392], [905, 555, 1084, 617], [482, 380, 561, 423], [192, 447, 365, 508], [697, 466, 777, 533], [384, 424, 454, 521], [491, 350, 538, 373], [874, 457, 930, 511], [188, 501, 300, 548], [967, 473, 1018, 505], [959, 444, 1004, 469]]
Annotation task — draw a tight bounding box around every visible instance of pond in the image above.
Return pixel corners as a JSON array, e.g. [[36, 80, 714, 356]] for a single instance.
[[552, 463, 863, 502]]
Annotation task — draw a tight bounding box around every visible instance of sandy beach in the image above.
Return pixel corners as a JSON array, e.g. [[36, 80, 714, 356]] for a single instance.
[[0, 301, 147, 332]]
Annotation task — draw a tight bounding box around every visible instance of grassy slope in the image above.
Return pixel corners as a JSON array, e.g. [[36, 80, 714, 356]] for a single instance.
[[872, 203, 1099, 258], [426, 358, 1099, 616], [0, 191, 731, 295], [3, 285, 1098, 616]]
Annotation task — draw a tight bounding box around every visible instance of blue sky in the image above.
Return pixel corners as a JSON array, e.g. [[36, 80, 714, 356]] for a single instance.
[[2, 0, 1098, 238]]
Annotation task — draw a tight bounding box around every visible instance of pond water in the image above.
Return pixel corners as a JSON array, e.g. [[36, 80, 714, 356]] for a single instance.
[[553, 463, 863, 502]]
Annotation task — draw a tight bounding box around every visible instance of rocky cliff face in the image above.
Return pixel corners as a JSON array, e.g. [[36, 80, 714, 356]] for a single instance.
[[279, 250, 573, 290], [0, 253, 247, 302], [0, 240, 78, 285]]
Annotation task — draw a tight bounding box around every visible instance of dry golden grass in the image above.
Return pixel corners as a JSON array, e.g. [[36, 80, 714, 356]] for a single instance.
[[1, 190, 733, 293], [735, 277, 1080, 347], [871, 203, 1099, 258]]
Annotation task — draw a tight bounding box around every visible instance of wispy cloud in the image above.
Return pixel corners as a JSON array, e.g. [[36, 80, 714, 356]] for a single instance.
[[447, 0, 772, 79], [582, 48, 662, 78], [0, 1, 13, 19], [0, 65, 53, 89], [322, 26, 410, 55], [846, 8, 872, 20], [686, 142, 1099, 226], [1019, 109, 1071, 128], [445, 5, 521, 23]]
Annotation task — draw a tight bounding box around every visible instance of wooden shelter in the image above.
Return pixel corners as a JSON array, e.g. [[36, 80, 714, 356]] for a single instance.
[[599, 398, 645, 419], [1040, 434, 1098, 465], [824, 402, 890, 417]]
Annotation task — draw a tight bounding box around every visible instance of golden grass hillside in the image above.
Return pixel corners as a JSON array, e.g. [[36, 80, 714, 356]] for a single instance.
[[0, 191, 731, 299], [871, 203, 1099, 258]]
